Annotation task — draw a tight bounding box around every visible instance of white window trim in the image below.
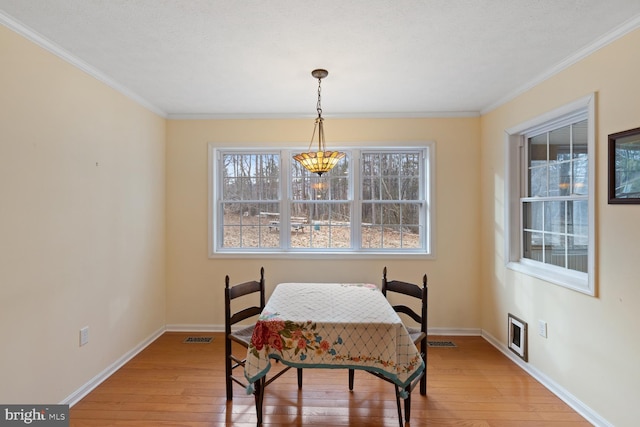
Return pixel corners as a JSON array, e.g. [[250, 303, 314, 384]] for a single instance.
[[208, 143, 436, 259], [504, 94, 596, 295]]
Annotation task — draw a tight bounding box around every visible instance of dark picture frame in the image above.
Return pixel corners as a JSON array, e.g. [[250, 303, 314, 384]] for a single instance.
[[508, 313, 528, 362], [609, 127, 640, 204]]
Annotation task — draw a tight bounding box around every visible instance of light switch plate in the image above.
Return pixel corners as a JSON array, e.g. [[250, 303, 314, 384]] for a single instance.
[[538, 320, 547, 338], [79, 326, 89, 346]]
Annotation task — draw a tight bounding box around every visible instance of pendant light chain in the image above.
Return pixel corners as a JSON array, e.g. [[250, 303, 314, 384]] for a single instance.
[[293, 68, 345, 177], [316, 76, 323, 118], [316, 75, 325, 151]]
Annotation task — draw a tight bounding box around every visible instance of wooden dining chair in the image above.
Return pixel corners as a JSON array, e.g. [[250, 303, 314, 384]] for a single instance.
[[382, 266, 428, 396], [348, 266, 428, 426], [224, 267, 303, 401]]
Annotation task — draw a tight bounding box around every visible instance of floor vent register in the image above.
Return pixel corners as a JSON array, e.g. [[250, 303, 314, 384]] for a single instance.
[[183, 336, 214, 343], [427, 340, 456, 347]]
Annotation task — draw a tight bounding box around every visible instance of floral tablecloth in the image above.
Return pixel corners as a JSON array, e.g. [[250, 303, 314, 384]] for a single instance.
[[244, 282, 424, 392]]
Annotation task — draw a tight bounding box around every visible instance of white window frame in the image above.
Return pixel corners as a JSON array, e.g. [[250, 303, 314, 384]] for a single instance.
[[504, 94, 596, 295], [208, 143, 436, 258]]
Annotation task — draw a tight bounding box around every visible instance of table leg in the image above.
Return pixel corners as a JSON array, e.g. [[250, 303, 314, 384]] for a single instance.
[[254, 377, 265, 426], [395, 388, 403, 427], [404, 388, 411, 424]]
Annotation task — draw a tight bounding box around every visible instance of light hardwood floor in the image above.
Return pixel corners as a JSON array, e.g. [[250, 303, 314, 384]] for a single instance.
[[70, 332, 591, 426]]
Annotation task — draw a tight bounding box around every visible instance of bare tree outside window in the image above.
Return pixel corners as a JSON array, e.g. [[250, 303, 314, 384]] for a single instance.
[[221, 153, 280, 248], [361, 152, 422, 248], [212, 147, 432, 254]]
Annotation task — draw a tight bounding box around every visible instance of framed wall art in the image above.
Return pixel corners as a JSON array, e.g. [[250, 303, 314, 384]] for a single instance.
[[609, 127, 640, 204]]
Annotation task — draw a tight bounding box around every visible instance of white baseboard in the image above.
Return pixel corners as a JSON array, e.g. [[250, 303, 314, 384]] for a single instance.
[[428, 327, 482, 336], [165, 324, 223, 332], [61, 326, 165, 407], [481, 330, 611, 427]]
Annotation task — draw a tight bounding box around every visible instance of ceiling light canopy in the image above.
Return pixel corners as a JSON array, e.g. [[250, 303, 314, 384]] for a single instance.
[[293, 69, 345, 176]]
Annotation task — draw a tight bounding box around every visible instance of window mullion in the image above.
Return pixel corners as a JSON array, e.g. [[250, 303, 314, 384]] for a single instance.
[[281, 150, 291, 249], [541, 200, 546, 264], [569, 125, 574, 195], [564, 200, 569, 268], [545, 132, 550, 197], [352, 150, 361, 250]]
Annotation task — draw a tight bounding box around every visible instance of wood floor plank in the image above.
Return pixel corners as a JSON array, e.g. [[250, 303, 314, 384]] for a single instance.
[[69, 333, 592, 426]]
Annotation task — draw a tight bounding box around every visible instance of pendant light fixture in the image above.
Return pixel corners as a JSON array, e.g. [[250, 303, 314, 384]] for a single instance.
[[293, 69, 345, 176]]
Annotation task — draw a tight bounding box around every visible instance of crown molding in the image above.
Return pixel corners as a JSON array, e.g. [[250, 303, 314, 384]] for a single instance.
[[0, 11, 167, 118], [481, 14, 640, 115], [166, 111, 481, 120]]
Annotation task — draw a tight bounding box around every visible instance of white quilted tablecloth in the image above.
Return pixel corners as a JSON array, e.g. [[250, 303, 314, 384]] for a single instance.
[[244, 282, 424, 391]]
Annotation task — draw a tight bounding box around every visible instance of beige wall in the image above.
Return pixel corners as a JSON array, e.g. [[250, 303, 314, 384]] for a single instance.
[[479, 29, 640, 426], [0, 26, 166, 403], [166, 117, 481, 330]]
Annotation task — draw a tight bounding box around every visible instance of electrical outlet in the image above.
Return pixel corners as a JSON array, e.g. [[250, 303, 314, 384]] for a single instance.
[[538, 320, 547, 338], [79, 326, 89, 346]]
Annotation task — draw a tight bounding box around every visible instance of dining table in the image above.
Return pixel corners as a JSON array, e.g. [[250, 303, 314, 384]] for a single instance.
[[243, 282, 425, 426]]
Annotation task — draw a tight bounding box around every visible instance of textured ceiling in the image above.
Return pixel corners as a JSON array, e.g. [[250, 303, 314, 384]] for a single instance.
[[1, 1, 640, 118]]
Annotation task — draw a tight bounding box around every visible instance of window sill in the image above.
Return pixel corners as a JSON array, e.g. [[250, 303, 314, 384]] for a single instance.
[[506, 260, 593, 296], [209, 250, 435, 260]]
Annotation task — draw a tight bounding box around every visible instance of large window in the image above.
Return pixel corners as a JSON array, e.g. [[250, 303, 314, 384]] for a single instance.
[[505, 95, 595, 295], [209, 145, 434, 256]]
